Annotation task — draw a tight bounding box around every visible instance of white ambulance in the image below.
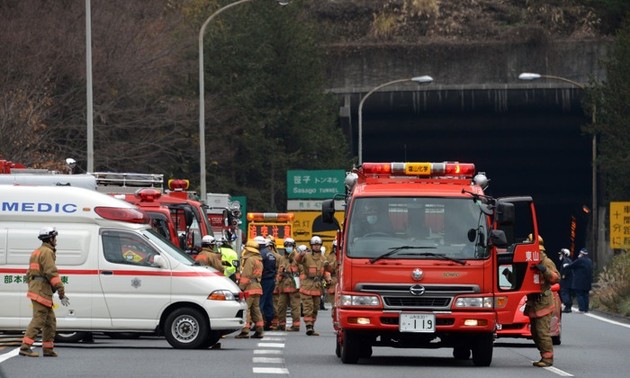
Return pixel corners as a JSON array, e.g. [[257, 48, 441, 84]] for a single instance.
[[0, 185, 246, 349]]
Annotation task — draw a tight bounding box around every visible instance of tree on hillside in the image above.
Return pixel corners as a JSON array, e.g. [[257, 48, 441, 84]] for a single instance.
[[0, 1, 199, 175], [589, 17, 630, 201], [201, 0, 351, 211]]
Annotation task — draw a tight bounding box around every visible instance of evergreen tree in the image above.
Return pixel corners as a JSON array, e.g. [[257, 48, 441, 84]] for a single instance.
[[591, 17, 630, 201], [202, 0, 351, 211]]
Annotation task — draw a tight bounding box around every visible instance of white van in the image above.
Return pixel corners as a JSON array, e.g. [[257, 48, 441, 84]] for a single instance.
[[0, 185, 246, 349]]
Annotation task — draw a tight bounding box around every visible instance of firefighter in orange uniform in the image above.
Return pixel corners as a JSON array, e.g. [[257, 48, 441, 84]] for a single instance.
[[295, 236, 329, 336], [274, 238, 302, 331], [525, 234, 560, 367], [195, 235, 224, 274], [235, 240, 264, 339], [20, 227, 69, 357]]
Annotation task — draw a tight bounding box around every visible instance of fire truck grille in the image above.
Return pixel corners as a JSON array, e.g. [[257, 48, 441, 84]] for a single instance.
[[383, 296, 451, 308]]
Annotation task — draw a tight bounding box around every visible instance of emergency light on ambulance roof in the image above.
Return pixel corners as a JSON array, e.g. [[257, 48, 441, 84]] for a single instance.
[[247, 212, 294, 222], [168, 179, 189, 191], [361, 162, 475, 178], [136, 188, 162, 202], [94, 207, 150, 224]]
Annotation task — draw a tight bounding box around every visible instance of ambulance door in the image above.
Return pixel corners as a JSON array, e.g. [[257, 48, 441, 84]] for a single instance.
[[494, 196, 542, 326], [98, 229, 172, 329]]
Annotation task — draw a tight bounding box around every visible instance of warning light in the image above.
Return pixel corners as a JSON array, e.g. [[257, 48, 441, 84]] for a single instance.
[[136, 188, 162, 202], [247, 213, 294, 222], [361, 162, 475, 178], [168, 179, 190, 191]]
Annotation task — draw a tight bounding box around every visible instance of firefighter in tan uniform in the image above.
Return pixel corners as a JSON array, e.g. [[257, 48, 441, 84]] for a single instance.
[[295, 236, 330, 336], [195, 235, 224, 274], [235, 240, 264, 339], [524, 234, 560, 367], [20, 227, 69, 357], [273, 238, 302, 331]]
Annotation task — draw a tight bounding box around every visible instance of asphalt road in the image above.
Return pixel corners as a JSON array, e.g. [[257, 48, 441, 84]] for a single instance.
[[1, 307, 629, 378]]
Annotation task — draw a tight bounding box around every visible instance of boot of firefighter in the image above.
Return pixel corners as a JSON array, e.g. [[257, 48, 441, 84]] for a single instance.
[[43, 348, 58, 357], [251, 326, 264, 339], [533, 358, 553, 367], [18, 344, 39, 357], [306, 325, 319, 336]]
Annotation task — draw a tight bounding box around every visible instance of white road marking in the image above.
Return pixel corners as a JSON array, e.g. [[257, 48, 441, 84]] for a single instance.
[[0, 348, 19, 363], [254, 349, 283, 355], [262, 337, 285, 341], [253, 367, 289, 374], [545, 366, 574, 376], [256, 342, 285, 348], [253, 357, 285, 364]]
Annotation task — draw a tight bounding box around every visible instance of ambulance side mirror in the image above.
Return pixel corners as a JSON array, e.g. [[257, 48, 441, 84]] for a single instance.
[[322, 199, 335, 224], [152, 255, 167, 268]]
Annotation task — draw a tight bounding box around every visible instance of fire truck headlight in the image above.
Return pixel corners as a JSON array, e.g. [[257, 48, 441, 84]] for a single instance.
[[455, 297, 493, 309], [340, 294, 380, 307], [208, 290, 237, 301]]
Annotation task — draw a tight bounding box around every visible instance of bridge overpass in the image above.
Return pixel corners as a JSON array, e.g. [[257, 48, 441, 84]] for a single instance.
[[324, 39, 610, 264]]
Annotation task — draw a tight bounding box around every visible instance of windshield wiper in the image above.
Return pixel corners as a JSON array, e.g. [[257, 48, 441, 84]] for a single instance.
[[370, 245, 436, 264], [411, 252, 466, 265]]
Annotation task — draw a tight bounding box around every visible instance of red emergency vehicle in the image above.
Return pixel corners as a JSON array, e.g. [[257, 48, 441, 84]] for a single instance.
[[322, 162, 545, 366]]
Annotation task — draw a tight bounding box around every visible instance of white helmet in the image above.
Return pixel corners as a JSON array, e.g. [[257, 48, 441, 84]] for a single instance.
[[284, 237, 296, 247], [310, 235, 322, 245], [297, 245, 308, 253], [254, 236, 267, 245], [560, 248, 570, 257], [201, 235, 215, 246], [38, 226, 58, 241]]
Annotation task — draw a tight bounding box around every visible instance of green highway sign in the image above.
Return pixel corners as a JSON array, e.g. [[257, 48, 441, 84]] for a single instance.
[[287, 170, 345, 199]]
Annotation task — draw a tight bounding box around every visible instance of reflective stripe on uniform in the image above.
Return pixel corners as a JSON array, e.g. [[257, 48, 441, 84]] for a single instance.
[[50, 276, 62, 286], [27, 291, 53, 307], [42, 341, 54, 348]]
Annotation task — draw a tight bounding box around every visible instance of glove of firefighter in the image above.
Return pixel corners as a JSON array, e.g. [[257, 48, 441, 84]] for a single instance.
[[60, 295, 70, 307], [532, 263, 547, 273]]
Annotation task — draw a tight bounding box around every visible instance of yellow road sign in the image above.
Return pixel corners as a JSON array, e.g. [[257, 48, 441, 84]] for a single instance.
[[610, 202, 630, 249]]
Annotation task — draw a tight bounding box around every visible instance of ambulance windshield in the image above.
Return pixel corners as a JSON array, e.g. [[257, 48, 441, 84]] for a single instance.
[[142, 228, 195, 264], [346, 197, 489, 260]]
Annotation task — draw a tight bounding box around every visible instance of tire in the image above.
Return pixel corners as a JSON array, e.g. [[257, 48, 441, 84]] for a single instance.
[[200, 331, 222, 348], [358, 343, 372, 358], [335, 336, 341, 358], [164, 307, 210, 349], [54, 331, 91, 343], [453, 346, 471, 360], [471, 333, 493, 367], [340, 330, 360, 364]]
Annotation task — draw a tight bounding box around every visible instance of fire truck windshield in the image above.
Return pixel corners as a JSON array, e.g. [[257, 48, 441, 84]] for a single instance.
[[346, 197, 489, 260]]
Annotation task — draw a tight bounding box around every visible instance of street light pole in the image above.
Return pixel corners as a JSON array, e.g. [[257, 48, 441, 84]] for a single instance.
[[358, 75, 433, 165], [519, 72, 598, 260], [86, 0, 94, 173], [199, 0, 254, 202]]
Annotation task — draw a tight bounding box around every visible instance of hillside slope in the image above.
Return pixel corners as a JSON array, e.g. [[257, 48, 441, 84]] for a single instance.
[[306, 0, 602, 45]]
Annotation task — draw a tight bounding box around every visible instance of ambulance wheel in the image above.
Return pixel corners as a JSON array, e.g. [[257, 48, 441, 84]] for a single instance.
[[164, 307, 209, 349], [55, 331, 91, 343], [201, 331, 222, 349], [340, 330, 360, 364], [471, 333, 493, 366]]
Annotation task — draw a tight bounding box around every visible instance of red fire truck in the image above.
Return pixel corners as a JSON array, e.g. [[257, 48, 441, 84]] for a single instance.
[[322, 162, 544, 366]]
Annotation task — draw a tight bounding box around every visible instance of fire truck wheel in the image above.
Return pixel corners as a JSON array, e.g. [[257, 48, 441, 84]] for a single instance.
[[164, 307, 210, 349], [340, 330, 360, 364], [453, 346, 471, 360], [335, 338, 341, 358], [358, 343, 372, 358], [471, 333, 493, 366]]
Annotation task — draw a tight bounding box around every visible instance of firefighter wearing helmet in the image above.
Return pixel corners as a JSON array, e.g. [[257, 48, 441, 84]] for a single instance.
[[273, 237, 301, 331], [525, 233, 560, 367], [235, 240, 264, 339], [20, 227, 69, 358], [195, 235, 224, 274], [295, 235, 330, 336]]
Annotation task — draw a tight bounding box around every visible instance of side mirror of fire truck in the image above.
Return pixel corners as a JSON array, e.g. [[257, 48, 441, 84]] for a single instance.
[[489, 229, 508, 248], [184, 208, 194, 228], [321, 199, 335, 224], [495, 202, 515, 226], [222, 209, 232, 227]]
